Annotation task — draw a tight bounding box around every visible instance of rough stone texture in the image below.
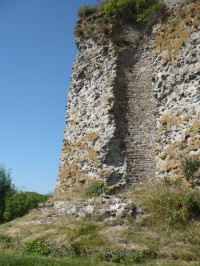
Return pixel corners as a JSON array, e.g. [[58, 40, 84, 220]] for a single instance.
[[55, 15, 127, 195], [164, 0, 192, 8], [152, 2, 200, 182], [55, 0, 200, 195], [22, 195, 139, 225], [119, 41, 156, 184]]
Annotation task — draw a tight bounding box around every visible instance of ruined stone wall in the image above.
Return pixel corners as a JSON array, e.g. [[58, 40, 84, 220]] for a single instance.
[[55, 0, 200, 195], [55, 15, 127, 194], [116, 37, 157, 185], [164, 0, 191, 8], [153, 1, 200, 182]]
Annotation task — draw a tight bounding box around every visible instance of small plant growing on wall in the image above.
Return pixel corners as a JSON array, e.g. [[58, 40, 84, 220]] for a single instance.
[[181, 156, 200, 187], [84, 180, 109, 198], [74, 0, 166, 43]]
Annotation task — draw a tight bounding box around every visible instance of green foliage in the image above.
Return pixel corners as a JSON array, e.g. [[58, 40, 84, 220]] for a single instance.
[[145, 185, 200, 227], [102, 248, 157, 263], [70, 236, 105, 256], [104, 0, 166, 23], [0, 165, 15, 223], [181, 156, 200, 186], [104, 0, 136, 22], [132, 249, 157, 263], [69, 223, 106, 256], [111, 33, 127, 45], [97, 0, 109, 11], [84, 180, 109, 198], [0, 234, 17, 250], [78, 4, 97, 18], [136, 1, 166, 23], [23, 238, 52, 256], [3, 191, 49, 222], [0, 251, 143, 266], [103, 250, 125, 263], [70, 223, 97, 240], [162, 176, 183, 187]]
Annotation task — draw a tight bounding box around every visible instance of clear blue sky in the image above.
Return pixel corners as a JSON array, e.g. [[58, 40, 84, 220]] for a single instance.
[[0, 0, 97, 194]]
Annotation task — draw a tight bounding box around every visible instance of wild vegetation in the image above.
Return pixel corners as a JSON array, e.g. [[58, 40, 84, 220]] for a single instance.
[[103, 0, 166, 24], [75, 0, 166, 46], [1, 176, 200, 265], [84, 180, 109, 198], [1, 1, 200, 264], [0, 165, 15, 223], [181, 156, 200, 187], [0, 165, 50, 223], [77, 4, 98, 18]]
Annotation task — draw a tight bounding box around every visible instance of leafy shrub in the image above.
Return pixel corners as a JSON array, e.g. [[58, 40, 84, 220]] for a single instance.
[[104, 0, 166, 24], [84, 180, 109, 198], [103, 250, 125, 263], [181, 156, 200, 186], [136, 0, 166, 23], [145, 185, 200, 227], [3, 191, 49, 222], [0, 165, 16, 223], [23, 238, 52, 256], [75, 0, 166, 44], [78, 4, 97, 18], [132, 249, 157, 263], [104, 0, 136, 22]]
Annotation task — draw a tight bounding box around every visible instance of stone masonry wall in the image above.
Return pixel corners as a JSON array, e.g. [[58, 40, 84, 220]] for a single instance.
[[164, 0, 191, 8], [55, 0, 200, 195], [116, 36, 156, 185], [55, 15, 127, 195], [152, 1, 200, 183]]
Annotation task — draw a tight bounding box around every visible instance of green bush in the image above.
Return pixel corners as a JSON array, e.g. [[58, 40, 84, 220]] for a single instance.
[[136, 0, 166, 23], [103, 250, 125, 263], [104, 0, 136, 22], [145, 185, 200, 227], [78, 4, 97, 18], [132, 249, 157, 263], [104, 0, 166, 23], [23, 238, 52, 256], [84, 180, 109, 198], [181, 156, 200, 186], [3, 191, 49, 222], [0, 165, 16, 223]]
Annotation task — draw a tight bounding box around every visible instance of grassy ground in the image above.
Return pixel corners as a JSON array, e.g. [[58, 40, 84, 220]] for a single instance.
[[0, 252, 113, 266], [0, 252, 200, 266], [1, 252, 200, 266], [1, 181, 200, 265]]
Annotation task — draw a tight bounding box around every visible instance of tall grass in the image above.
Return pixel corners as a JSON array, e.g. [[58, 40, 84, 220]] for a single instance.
[[143, 183, 200, 227]]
